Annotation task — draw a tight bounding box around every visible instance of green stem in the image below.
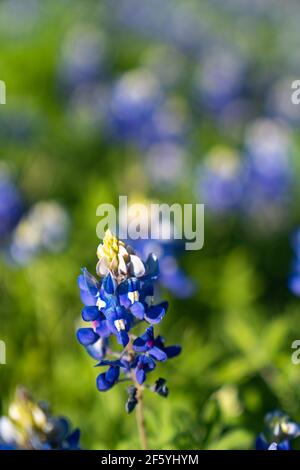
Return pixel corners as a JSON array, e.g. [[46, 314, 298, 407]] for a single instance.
[[135, 384, 148, 450]]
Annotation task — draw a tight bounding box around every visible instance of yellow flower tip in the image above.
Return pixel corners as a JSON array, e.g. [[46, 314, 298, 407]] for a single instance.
[[97, 229, 126, 263]]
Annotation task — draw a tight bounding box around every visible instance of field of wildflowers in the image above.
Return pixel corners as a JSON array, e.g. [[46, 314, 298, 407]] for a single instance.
[[1, 0, 300, 451]]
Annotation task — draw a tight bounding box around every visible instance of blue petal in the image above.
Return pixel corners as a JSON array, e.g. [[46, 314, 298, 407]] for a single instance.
[[143, 356, 156, 371], [130, 302, 145, 320], [79, 289, 97, 306], [149, 346, 168, 361], [95, 320, 111, 338], [118, 278, 140, 294], [82, 306, 100, 321], [133, 337, 148, 352], [255, 435, 268, 450], [66, 429, 80, 448], [140, 282, 154, 301], [103, 273, 116, 294], [82, 268, 100, 295], [133, 326, 154, 352], [144, 253, 159, 280], [117, 330, 129, 347], [136, 368, 146, 385], [105, 365, 120, 383], [77, 275, 86, 290], [119, 294, 131, 308], [145, 302, 168, 324], [96, 373, 115, 391], [278, 440, 291, 450], [77, 328, 99, 346], [85, 338, 107, 360], [164, 345, 181, 358]]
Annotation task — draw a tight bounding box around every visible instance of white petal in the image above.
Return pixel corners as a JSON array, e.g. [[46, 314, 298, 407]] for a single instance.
[[118, 254, 127, 275], [130, 255, 145, 277], [96, 257, 109, 276]]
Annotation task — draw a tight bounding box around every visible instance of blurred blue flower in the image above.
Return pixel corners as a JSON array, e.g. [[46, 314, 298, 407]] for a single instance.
[[289, 229, 300, 296], [256, 410, 300, 451], [243, 119, 292, 204], [108, 69, 162, 143], [197, 119, 294, 232], [196, 146, 243, 215], [145, 142, 187, 190], [9, 201, 70, 265], [0, 388, 80, 450], [256, 435, 290, 450], [0, 168, 23, 243], [194, 46, 247, 115], [109, 0, 205, 54], [107, 69, 185, 149], [59, 25, 107, 94]]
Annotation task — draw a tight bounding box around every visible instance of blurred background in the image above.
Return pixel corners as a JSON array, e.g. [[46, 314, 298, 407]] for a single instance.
[[1, 0, 300, 450]]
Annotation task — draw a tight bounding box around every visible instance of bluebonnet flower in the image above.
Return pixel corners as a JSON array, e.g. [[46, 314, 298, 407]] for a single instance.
[[256, 410, 300, 451], [152, 378, 169, 397], [193, 46, 247, 115], [288, 229, 300, 296], [108, 0, 206, 54], [107, 69, 185, 149], [241, 119, 293, 232], [125, 386, 138, 413], [58, 25, 107, 94], [108, 69, 162, 144], [0, 387, 80, 450], [196, 146, 243, 215], [197, 119, 294, 233], [133, 326, 167, 361], [243, 119, 292, 206], [9, 201, 70, 265], [145, 143, 187, 190], [0, 168, 23, 243], [76, 229, 181, 413], [133, 354, 156, 385]]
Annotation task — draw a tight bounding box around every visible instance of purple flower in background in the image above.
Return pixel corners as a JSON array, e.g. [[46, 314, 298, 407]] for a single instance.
[[243, 119, 292, 203], [196, 146, 243, 215], [108, 69, 162, 143], [241, 119, 293, 232], [108, 0, 206, 54], [145, 142, 187, 190], [289, 229, 300, 296], [194, 46, 247, 114], [9, 201, 70, 265], [255, 410, 300, 451], [0, 168, 23, 243], [58, 25, 107, 93], [0, 387, 81, 450], [197, 119, 294, 232], [107, 69, 185, 149]]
